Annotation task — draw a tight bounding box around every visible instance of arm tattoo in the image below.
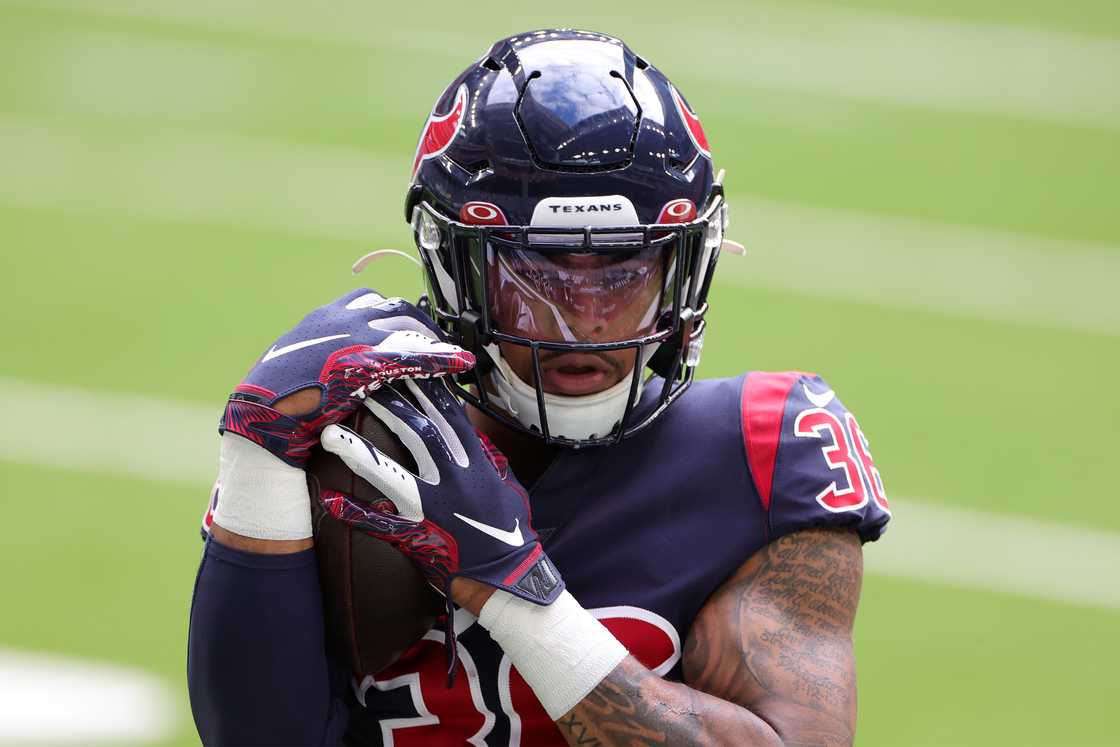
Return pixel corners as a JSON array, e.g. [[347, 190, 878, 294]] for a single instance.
[[558, 656, 780, 747], [684, 527, 862, 744], [556, 528, 861, 747]]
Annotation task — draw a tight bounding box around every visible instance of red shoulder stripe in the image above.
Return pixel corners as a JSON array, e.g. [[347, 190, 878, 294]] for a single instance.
[[741, 372, 803, 511]]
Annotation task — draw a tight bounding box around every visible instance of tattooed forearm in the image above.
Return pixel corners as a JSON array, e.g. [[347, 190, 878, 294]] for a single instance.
[[559, 656, 782, 747], [556, 712, 603, 746], [556, 528, 862, 747], [683, 527, 862, 745]]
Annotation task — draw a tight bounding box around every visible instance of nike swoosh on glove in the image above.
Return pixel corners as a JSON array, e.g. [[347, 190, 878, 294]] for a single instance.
[[317, 378, 564, 607], [219, 288, 475, 467]]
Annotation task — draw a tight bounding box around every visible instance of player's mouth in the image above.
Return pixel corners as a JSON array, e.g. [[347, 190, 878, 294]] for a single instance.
[[540, 353, 620, 396]]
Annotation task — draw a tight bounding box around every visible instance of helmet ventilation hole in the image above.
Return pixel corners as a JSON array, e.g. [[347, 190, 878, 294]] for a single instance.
[[465, 160, 491, 175]]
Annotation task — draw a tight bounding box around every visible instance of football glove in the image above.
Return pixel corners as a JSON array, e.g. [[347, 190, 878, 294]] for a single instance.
[[220, 288, 474, 468], [210, 288, 474, 541], [317, 377, 564, 607]]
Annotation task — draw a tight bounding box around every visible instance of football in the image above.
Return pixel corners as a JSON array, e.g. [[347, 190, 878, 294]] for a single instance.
[[306, 403, 443, 678]]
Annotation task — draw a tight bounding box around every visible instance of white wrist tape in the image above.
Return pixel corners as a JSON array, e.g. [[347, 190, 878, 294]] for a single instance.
[[211, 433, 312, 540], [478, 589, 628, 720]]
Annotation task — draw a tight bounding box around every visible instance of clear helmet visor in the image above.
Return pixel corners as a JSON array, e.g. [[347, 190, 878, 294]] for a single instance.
[[485, 241, 677, 345]]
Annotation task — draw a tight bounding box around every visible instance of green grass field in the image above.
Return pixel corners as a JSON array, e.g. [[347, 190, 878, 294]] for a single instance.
[[1, 0, 1117, 744]]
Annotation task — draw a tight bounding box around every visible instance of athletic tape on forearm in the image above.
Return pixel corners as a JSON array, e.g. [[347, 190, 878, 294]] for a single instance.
[[211, 433, 312, 540], [478, 588, 628, 720]]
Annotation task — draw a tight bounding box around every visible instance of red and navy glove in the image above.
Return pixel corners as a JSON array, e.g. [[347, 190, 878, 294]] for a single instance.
[[205, 288, 474, 543], [219, 289, 474, 467], [317, 378, 564, 606]]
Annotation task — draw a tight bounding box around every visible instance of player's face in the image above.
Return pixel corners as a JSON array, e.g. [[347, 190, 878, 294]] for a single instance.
[[487, 244, 670, 396]]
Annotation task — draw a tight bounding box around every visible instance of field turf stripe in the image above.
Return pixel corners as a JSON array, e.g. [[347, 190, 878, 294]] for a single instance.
[[7, 0, 1120, 129], [2, 115, 1117, 336], [3, 376, 1117, 611], [0, 648, 178, 743]]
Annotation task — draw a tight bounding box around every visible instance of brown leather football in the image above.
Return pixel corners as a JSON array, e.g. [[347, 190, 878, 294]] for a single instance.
[[306, 404, 443, 678]]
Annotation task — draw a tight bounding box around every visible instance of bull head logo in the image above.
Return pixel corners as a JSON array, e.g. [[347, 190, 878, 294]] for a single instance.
[[669, 85, 711, 159], [411, 84, 469, 179]]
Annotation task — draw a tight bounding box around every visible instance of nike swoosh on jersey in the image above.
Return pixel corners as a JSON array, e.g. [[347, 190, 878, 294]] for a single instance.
[[453, 513, 525, 547], [802, 382, 836, 409], [262, 334, 350, 362]]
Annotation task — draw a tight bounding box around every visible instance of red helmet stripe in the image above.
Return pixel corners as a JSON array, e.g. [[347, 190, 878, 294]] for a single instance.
[[412, 84, 469, 179], [670, 86, 710, 158]]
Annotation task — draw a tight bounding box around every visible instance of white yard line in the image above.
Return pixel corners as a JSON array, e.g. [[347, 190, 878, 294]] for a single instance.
[[0, 115, 406, 242], [9, 0, 1120, 129], [0, 377, 219, 485], [9, 24, 861, 136], [726, 198, 1120, 336], [0, 648, 177, 744], [1, 377, 1118, 611], [865, 502, 1120, 611], [2, 115, 1118, 336], [680, 3, 1120, 130]]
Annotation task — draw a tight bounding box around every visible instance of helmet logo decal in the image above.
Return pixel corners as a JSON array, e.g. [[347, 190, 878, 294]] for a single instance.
[[531, 195, 640, 226], [669, 86, 710, 159], [460, 201, 508, 225], [411, 84, 469, 179], [657, 198, 697, 223]]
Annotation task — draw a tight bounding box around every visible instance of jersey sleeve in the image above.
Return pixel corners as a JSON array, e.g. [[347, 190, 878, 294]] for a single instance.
[[741, 371, 891, 543]]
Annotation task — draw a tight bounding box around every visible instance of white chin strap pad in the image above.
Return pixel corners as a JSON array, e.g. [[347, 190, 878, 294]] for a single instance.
[[483, 343, 658, 442], [484, 347, 633, 441]]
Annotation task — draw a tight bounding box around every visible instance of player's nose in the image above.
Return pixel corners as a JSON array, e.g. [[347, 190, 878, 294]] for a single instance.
[[563, 293, 613, 342]]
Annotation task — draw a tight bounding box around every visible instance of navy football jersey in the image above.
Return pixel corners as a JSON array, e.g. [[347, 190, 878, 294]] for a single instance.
[[331, 371, 891, 746]]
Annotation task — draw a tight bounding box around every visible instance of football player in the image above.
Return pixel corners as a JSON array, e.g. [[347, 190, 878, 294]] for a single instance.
[[188, 29, 891, 746]]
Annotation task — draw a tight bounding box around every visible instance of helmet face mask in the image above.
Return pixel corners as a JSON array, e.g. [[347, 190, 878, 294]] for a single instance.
[[406, 29, 726, 447]]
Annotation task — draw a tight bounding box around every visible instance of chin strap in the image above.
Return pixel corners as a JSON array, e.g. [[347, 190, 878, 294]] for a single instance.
[[482, 342, 656, 441]]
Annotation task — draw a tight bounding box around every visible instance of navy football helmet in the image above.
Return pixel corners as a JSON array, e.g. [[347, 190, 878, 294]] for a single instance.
[[406, 29, 728, 447]]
